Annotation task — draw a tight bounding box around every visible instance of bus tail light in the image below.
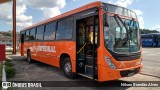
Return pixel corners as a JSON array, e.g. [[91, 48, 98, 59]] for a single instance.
[[104, 56, 116, 69]]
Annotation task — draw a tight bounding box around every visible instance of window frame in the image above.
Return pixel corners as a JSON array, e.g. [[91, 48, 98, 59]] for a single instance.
[[56, 16, 74, 40], [29, 28, 36, 40], [21, 16, 75, 42], [44, 22, 57, 41], [36, 25, 45, 41], [25, 30, 30, 41]]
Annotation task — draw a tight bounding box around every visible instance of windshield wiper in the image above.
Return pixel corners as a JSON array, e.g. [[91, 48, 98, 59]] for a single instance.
[[115, 14, 129, 35], [114, 14, 131, 52]]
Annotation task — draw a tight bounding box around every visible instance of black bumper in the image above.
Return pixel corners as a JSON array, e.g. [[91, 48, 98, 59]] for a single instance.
[[120, 67, 140, 77]]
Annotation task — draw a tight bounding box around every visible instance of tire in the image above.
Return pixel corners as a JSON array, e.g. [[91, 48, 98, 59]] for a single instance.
[[63, 57, 76, 79], [152, 43, 156, 47], [27, 51, 32, 63]]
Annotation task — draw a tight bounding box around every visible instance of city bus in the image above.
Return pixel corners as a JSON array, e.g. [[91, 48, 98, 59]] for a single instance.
[[142, 33, 160, 47], [19, 1, 142, 82]]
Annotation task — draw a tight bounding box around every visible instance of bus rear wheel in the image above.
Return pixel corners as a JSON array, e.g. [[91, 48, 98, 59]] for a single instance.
[[27, 51, 32, 63], [63, 57, 76, 79]]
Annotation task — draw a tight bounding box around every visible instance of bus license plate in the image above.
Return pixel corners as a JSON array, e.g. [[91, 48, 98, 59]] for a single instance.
[[127, 72, 134, 77]]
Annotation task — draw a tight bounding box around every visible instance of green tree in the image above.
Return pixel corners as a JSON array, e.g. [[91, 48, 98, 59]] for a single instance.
[[141, 29, 159, 34]]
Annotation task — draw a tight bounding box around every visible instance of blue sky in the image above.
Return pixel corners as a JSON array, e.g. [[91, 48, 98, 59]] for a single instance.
[[0, 0, 160, 32]]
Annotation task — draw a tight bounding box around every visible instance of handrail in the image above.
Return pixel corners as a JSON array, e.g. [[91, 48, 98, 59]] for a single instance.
[[77, 43, 86, 54]]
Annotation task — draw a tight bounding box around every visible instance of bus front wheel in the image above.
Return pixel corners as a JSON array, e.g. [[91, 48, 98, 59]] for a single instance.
[[27, 51, 32, 63], [63, 57, 76, 79]]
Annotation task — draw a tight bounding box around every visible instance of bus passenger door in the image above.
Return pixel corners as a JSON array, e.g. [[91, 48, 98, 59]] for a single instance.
[[76, 16, 98, 79], [20, 33, 24, 56]]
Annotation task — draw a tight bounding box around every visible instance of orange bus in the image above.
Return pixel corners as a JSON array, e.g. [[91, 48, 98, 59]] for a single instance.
[[19, 1, 142, 82]]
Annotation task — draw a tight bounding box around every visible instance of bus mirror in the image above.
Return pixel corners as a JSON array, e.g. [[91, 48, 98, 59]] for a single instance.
[[103, 14, 109, 26]]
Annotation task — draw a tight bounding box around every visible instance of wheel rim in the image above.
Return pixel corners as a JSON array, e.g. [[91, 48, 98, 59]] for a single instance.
[[64, 62, 71, 73], [27, 53, 31, 62]]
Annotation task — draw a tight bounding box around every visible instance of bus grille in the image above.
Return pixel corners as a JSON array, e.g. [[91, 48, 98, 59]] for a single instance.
[[120, 68, 140, 77]]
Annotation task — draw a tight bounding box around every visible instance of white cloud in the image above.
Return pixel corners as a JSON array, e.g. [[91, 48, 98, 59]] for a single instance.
[[133, 10, 144, 29], [0, 0, 33, 29], [27, 0, 66, 9], [152, 25, 160, 32], [0, 0, 66, 30], [116, 0, 133, 7], [73, 0, 80, 2], [109, 0, 133, 7], [16, 1, 33, 28], [26, 0, 66, 19], [133, 10, 143, 15], [43, 7, 61, 19], [0, 2, 12, 22]]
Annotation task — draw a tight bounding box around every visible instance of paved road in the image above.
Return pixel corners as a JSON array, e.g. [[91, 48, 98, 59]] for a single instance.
[[6, 48, 160, 90], [141, 48, 160, 77]]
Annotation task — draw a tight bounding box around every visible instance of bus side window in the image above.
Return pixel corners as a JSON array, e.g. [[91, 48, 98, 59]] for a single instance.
[[30, 28, 36, 40], [44, 22, 56, 40], [56, 17, 73, 40], [36, 25, 45, 40], [25, 30, 30, 41]]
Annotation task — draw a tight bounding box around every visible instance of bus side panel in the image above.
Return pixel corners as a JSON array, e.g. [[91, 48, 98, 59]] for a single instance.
[[40, 41, 61, 67], [46, 41, 76, 71], [39, 41, 76, 71], [24, 41, 76, 72], [142, 38, 154, 46], [31, 42, 43, 62], [23, 42, 29, 56]]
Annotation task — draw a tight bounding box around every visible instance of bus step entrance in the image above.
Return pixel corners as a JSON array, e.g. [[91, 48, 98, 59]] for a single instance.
[[78, 65, 97, 78], [77, 55, 97, 78], [85, 56, 97, 77], [85, 65, 97, 77], [85, 65, 93, 77]]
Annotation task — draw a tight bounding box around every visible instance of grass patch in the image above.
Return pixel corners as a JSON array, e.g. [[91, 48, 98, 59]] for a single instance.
[[0, 60, 15, 90], [5, 59, 11, 63], [5, 65, 16, 79], [0, 62, 2, 81], [5, 61, 14, 67], [0, 62, 2, 90], [4, 59, 16, 79]]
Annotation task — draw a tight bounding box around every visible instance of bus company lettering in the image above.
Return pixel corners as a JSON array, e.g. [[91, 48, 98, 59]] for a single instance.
[[33, 46, 56, 53]]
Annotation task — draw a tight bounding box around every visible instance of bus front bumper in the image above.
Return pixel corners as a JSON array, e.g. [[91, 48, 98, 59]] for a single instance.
[[98, 64, 142, 82]]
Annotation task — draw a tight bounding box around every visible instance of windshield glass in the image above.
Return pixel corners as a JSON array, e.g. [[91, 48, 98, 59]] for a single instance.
[[104, 15, 140, 53]]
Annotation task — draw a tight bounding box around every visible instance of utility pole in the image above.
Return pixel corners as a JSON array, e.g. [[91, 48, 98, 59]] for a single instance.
[[13, 0, 16, 54]]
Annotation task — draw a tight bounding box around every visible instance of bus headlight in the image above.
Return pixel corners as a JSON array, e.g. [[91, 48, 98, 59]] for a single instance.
[[136, 61, 141, 65], [136, 61, 142, 65], [104, 56, 116, 69], [136, 58, 143, 66]]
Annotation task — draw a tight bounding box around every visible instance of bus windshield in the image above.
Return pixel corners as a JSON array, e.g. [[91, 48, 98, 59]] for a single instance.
[[104, 14, 140, 53]]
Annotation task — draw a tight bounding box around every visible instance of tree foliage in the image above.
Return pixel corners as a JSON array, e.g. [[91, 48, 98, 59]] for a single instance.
[[141, 29, 159, 34]]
